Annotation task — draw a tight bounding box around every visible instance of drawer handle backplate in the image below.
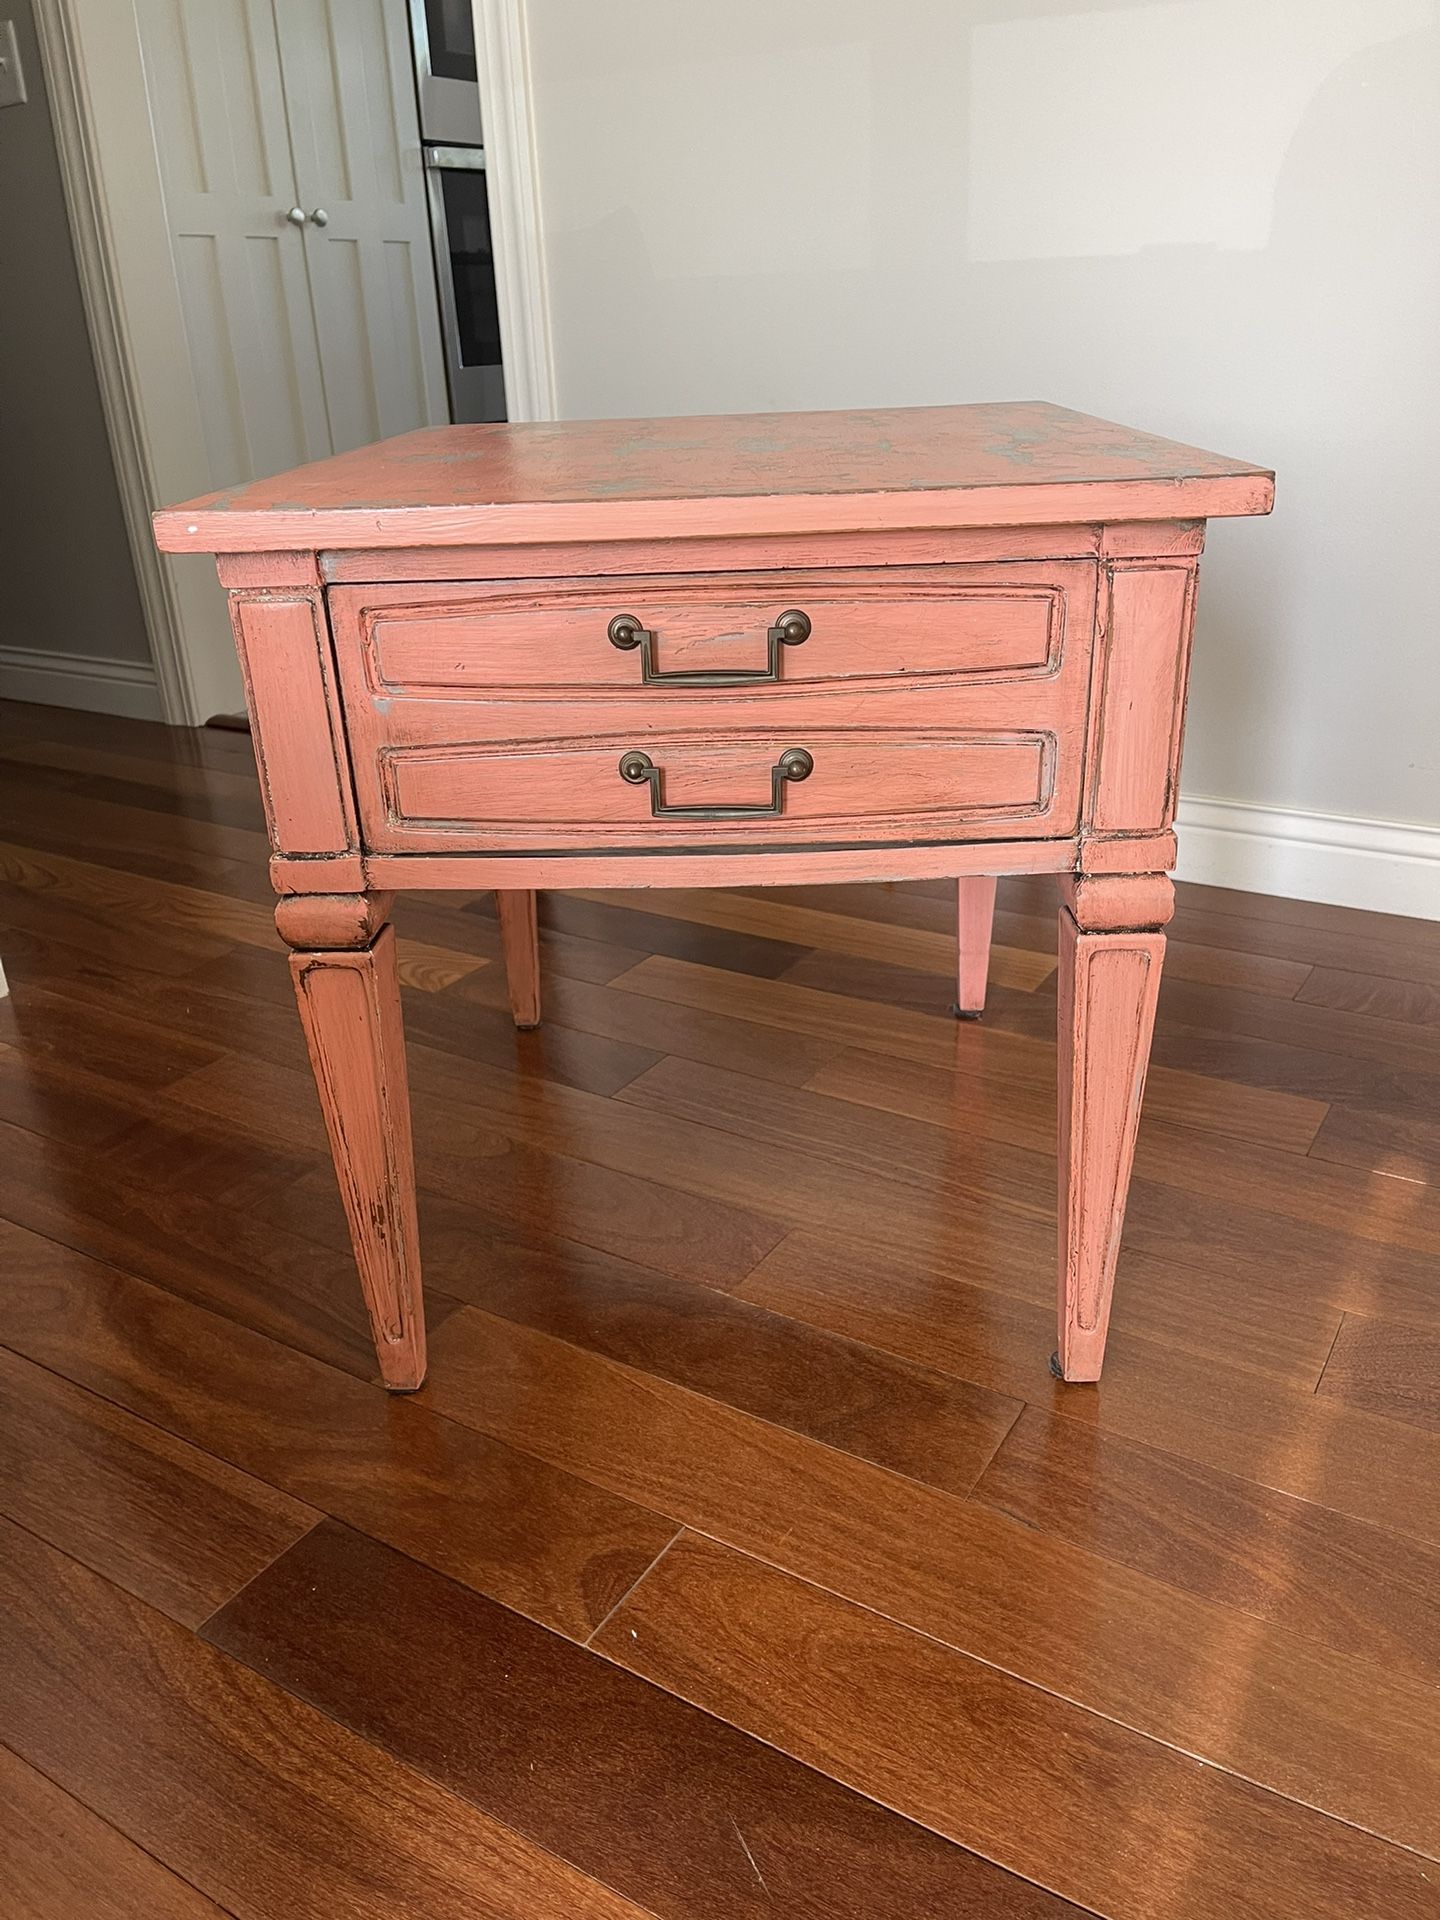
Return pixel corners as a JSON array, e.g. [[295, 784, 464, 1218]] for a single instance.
[[608, 609, 810, 686], [618, 747, 814, 819]]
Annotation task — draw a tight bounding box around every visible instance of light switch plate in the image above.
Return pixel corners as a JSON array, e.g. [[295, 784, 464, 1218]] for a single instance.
[[0, 21, 28, 109]]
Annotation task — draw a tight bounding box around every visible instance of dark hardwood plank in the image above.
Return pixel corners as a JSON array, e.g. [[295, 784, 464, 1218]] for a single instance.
[[0, 698, 256, 771], [738, 1234, 1440, 1551], [747, 881, 1317, 995], [0, 916, 220, 1003], [581, 884, 1056, 991], [461, 892, 687, 986], [1151, 1015, 1440, 1114], [455, 961, 843, 1087], [973, 1404, 1440, 1687], [1173, 880, 1440, 958], [0, 1518, 652, 1920], [1117, 1175, 1440, 1329], [778, 943, 1003, 1016], [1156, 971, 1440, 1075], [0, 1344, 315, 1625], [609, 950, 973, 1062], [0, 761, 269, 886], [400, 981, 660, 1097], [407, 892, 653, 990], [0, 1219, 676, 1638], [1308, 1100, 1440, 1183], [167, 1049, 790, 1291], [806, 1032, 1328, 1155], [614, 1049, 1054, 1223], [0, 979, 223, 1089], [675, 998, 1440, 1267], [425, 1307, 1440, 1858], [1318, 1313, 1440, 1434], [741, 878, 960, 932], [614, 1052, 1440, 1341], [0, 932, 315, 1075], [344, 1196, 1021, 1495], [0, 1114, 462, 1378], [1298, 965, 1440, 1028], [1170, 900, 1440, 988], [0, 840, 486, 993], [615, 951, 1331, 1149], [0, 1041, 153, 1151], [204, 1519, 1078, 1919], [624, 1053, 1340, 1255], [595, 1533, 1438, 1920], [964, 944, 1440, 1116], [0, 734, 267, 831], [0, 1743, 231, 1920], [539, 888, 818, 979], [747, 1215, 1338, 1384], [98, 1108, 334, 1214]]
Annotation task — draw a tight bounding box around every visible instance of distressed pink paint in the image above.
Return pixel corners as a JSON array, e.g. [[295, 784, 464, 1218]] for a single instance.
[[1088, 564, 1199, 835], [335, 565, 1073, 691], [153, 401, 1273, 554], [330, 562, 1096, 857], [955, 876, 998, 1017], [1056, 909, 1166, 1383], [154, 401, 1273, 1386], [319, 521, 1107, 585], [287, 923, 424, 1391], [230, 591, 356, 856], [496, 890, 540, 1030]]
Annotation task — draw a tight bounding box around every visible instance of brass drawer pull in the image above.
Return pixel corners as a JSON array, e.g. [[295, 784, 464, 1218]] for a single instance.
[[618, 746, 814, 819], [608, 609, 810, 686]]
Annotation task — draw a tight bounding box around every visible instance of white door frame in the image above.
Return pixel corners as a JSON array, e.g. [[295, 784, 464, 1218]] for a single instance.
[[32, 0, 556, 727], [474, 0, 556, 426]]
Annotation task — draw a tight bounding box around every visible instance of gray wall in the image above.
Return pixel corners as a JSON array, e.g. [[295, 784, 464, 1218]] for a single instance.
[[0, 1, 151, 683], [525, 0, 1440, 841]]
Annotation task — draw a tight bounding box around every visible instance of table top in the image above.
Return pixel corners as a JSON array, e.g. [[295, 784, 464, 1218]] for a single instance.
[[153, 401, 1273, 554]]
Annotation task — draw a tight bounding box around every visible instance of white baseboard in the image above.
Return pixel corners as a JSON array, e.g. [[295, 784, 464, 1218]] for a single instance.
[[1176, 794, 1440, 920], [0, 645, 163, 722]]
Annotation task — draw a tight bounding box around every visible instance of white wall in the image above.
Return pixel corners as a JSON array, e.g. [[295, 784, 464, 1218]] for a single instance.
[[522, 0, 1440, 913]]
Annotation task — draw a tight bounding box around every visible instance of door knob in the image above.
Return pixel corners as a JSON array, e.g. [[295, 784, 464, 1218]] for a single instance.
[[309, 208, 330, 227], [285, 205, 306, 225]]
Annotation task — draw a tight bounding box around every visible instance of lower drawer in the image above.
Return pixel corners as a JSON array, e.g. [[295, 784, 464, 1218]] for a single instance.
[[354, 681, 1078, 850], [381, 723, 1056, 847]]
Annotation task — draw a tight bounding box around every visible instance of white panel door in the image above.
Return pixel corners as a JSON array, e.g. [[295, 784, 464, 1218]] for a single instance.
[[135, 0, 332, 488], [275, 0, 450, 452]]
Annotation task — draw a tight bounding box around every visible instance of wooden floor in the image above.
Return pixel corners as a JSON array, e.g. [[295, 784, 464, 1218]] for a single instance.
[[1, 697, 1439, 1919]]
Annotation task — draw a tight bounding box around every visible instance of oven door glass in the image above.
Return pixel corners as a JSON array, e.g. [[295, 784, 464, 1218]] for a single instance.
[[424, 0, 477, 82], [435, 164, 506, 422]]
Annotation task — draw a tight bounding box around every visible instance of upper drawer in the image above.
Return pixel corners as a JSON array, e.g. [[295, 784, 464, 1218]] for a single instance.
[[329, 564, 1080, 697]]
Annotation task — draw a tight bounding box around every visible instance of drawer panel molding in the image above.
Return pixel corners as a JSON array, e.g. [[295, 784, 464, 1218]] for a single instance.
[[334, 566, 1081, 698], [379, 728, 1057, 848]]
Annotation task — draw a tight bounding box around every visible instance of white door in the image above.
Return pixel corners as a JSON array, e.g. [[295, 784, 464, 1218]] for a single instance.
[[136, 0, 332, 487], [275, 0, 450, 452], [139, 0, 448, 482]]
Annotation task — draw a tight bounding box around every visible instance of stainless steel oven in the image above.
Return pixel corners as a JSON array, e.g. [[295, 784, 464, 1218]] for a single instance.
[[408, 0, 506, 422]]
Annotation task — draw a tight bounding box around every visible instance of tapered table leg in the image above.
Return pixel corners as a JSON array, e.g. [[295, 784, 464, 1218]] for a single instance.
[[954, 875, 998, 1018], [497, 889, 541, 1030], [277, 893, 425, 1391], [1055, 876, 1170, 1382]]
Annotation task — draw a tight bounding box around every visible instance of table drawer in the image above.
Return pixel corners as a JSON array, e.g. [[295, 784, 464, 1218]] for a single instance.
[[331, 565, 1079, 694], [329, 562, 1095, 852]]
